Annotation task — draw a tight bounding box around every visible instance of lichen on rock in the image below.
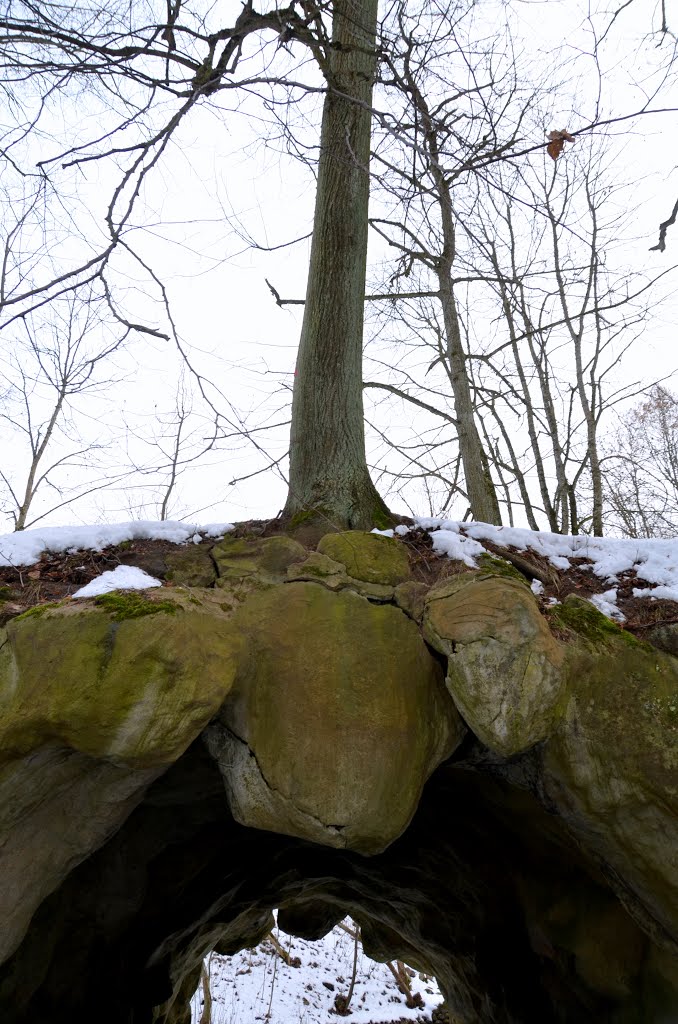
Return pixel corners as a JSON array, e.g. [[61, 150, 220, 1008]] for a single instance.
[[316, 530, 410, 586], [423, 571, 565, 756], [205, 580, 465, 854], [0, 589, 241, 766]]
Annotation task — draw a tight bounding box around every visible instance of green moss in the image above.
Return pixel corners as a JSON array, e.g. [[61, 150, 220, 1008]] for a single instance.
[[549, 595, 646, 649], [115, 539, 133, 550], [0, 586, 14, 601], [317, 531, 410, 586], [287, 507, 333, 530], [14, 602, 63, 621], [642, 692, 678, 731], [371, 507, 395, 531], [477, 553, 529, 587], [93, 591, 179, 621]]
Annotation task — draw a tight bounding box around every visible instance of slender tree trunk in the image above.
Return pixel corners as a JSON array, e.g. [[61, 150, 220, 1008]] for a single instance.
[[15, 389, 66, 531], [400, 60, 500, 524], [283, 0, 390, 529], [437, 273, 502, 523]]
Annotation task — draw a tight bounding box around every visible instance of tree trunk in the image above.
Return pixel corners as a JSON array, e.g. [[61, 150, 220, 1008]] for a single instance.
[[283, 0, 391, 530], [437, 273, 502, 525], [401, 61, 501, 525]]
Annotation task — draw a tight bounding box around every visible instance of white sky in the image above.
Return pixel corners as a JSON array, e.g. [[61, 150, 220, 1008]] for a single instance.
[[0, 0, 676, 530]]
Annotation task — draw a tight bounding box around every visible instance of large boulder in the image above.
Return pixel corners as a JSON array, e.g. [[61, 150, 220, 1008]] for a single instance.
[[316, 530, 411, 585], [0, 589, 240, 963], [205, 581, 465, 854], [423, 572, 565, 756], [1, 531, 678, 1024], [544, 596, 678, 948], [0, 589, 240, 765], [212, 534, 306, 584]]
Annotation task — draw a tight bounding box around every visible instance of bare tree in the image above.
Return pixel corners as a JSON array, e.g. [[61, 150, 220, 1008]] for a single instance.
[[0, 1, 394, 528], [466, 140, 669, 535], [602, 385, 678, 538], [283, 0, 390, 527], [361, 22, 673, 532], [1, 0, 677, 531], [0, 291, 131, 529]]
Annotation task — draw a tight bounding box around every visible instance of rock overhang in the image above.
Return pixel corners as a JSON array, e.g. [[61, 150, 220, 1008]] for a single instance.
[[0, 525, 677, 1023]]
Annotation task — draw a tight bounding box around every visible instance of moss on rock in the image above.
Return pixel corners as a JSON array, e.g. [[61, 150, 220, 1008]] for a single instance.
[[93, 591, 179, 621], [212, 535, 306, 583], [205, 581, 464, 854], [549, 594, 647, 649], [165, 546, 217, 588], [316, 531, 410, 586], [0, 590, 241, 767], [477, 553, 530, 587], [14, 601, 63, 621], [543, 622, 678, 946]]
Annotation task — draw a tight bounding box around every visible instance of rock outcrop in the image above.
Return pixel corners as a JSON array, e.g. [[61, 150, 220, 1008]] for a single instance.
[[0, 527, 677, 1023]]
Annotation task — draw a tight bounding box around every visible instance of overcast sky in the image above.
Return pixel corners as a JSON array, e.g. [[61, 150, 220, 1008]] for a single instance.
[[1, 0, 676, 531]]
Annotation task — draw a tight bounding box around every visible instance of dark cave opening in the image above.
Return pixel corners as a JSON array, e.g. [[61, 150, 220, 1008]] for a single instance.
[[0, 738, 657, 1024]]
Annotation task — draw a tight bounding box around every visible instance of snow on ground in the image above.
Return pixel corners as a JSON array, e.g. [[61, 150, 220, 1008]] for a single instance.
[[0, 520, 234, 568], [191, 918, 442, 1024], [3, 516, 678, 623], [72, 565, 163, 598], [413, 518, 678, 597], [376, 519, 678, 620]]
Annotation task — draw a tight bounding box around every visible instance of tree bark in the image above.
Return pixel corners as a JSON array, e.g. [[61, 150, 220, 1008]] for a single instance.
[[283, 0, 391, 529], [399, 56, 501, 525]]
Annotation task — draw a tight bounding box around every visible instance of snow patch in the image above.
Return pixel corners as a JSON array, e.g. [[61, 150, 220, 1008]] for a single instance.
[[633, 584, 678, 602], [191, 917, 442, 1024], [0, 520, 234, 568], [589, 588, 626, 622], [72, 565, 162, 598], [417, 517, 678, 594], [429, 529, 486, 567]]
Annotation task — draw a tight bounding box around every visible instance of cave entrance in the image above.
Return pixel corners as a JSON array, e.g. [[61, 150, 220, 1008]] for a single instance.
[[0, 739, 666, 1024]]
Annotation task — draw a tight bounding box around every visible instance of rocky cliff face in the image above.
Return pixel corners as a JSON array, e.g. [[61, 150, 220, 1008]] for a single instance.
[[0, 528, 676, 1023]]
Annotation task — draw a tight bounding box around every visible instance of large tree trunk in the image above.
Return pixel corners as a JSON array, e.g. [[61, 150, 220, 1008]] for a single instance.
[[283, 0, 391, 530]]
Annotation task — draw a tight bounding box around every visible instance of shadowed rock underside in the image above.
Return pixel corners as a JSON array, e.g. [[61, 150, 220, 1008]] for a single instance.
[[0, 529, 676, 1024]]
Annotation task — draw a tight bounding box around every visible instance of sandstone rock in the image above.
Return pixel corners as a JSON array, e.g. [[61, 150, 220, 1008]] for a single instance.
[[316, 530, 410, 586], [276, 900, 345, 941], [151, 908, 273, 1024], [394, 580, 429, 623], [0, 743, 160, 965], [286, 550, 395, 601], [286, 550, 346, 585], [2, 557, 678, 1024], [165, 546, 217, 587], [0, 589, 241, 963], [543, 597, 678, 949], [0, 590, 240, 766], [117, 547, 170, 579], [423, 572, 565, 756], [647, 622, 678, 657], [212, 535, 306, 584], [205, 581, 464, 854]]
